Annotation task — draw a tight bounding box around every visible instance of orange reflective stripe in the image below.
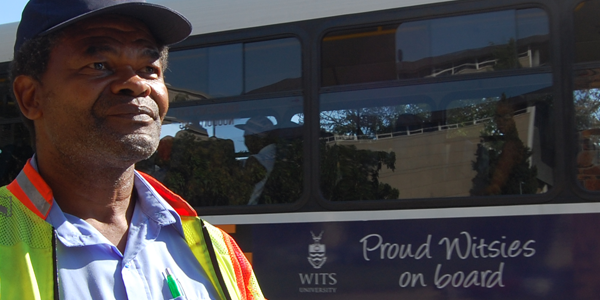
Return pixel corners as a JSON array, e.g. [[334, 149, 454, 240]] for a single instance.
[[6, 159, 53, 219], [223, 234, 245, 299], [223, 232, 257, 300], [22, 160, 53, 203], [7, 179, 46, 219]]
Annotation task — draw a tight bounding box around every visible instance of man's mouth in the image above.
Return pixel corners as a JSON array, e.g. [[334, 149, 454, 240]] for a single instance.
[[108, 104, 158, 122]]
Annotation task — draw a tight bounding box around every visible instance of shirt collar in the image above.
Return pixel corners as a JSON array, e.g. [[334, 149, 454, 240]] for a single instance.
[[34, 155, 185, 246]]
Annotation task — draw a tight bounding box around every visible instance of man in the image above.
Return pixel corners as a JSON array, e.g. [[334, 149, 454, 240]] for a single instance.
[[235, 117, 277, 205], [0, 0, 265, 299]]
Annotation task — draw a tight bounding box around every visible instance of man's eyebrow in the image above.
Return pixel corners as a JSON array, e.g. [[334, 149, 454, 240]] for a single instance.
[[84, 44, 118, 56], [141, 47, 161, 61], [83, 44, 160, 61]]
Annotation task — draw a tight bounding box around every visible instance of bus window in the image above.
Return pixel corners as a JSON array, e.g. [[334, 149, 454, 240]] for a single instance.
[[322, 8, 549, 86], [573, 0, 600, 191], [0, 72, 34, 186], [573, 80, 600, 191], [137, 97, 304, 207], [574, 0, 600, 63], [165, 37, 301, 99], [137, 37, 304, 207], [319, 74, 554, 200]]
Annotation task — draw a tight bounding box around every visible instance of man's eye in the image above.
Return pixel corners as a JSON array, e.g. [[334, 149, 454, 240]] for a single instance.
[[91, 62, 106, 70], [144, 66, 158, 74]]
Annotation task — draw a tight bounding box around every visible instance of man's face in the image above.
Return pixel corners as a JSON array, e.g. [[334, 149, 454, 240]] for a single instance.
[[34, 15, 168, 168]]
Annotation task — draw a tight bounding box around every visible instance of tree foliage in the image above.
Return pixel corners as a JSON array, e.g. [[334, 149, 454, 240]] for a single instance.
[[446, 97, 498, 126], [138, 133, 255, 206], [320, 104, 430, 137], [137, 129, 400, 205], [493, 38, 521, 71], [320, 143, 399, 201], [574, 88, 600, 131], [137, 128, 306, 206], [470, 94, 538, 196]]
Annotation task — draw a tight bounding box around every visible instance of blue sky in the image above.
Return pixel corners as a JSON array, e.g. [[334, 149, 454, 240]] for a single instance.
[[0, 0, 28, 25]]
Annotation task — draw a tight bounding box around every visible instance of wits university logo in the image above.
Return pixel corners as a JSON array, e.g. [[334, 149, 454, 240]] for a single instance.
[[298, 231, 338, 294], [308, 231, 326, 269]]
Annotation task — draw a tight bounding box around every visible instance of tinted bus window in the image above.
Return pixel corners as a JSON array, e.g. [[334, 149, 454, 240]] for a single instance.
[[165, 38, 301, 99], [320, 73, 554, 200], [573, 1, 600, 191], [137, 38, 304, 207], [0, 74, 33, 186], [574, 0, 600, 63], [322, 8, 549, 86]]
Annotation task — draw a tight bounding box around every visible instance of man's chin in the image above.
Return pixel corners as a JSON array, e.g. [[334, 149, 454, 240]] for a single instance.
[[109, 135, 160, 163]]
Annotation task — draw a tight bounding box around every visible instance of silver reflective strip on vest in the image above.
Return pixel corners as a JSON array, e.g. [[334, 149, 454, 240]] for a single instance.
[[15, 170, 51, 217]]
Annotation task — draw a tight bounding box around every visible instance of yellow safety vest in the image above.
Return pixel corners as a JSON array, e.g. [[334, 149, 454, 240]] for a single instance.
[[0, 160, 264, 300]]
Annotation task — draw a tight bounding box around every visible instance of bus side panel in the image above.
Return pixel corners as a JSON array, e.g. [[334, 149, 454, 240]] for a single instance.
[[250, 213, 586, 299]]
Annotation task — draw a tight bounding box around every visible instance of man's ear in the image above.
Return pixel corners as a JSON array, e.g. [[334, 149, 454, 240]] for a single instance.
[[13, 75, 43, 120]]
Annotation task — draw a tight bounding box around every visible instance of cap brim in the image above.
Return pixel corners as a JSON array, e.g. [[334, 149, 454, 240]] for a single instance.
[[41, 2, 191, 45]]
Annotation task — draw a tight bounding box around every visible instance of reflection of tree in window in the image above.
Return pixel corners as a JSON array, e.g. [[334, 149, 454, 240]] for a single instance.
[[320, 143, 398, 201], [136, 122, 303, 206], [573, 80, 600, 190], [320, 106, 413, 201], [573, 88, 600, 131], [470, 94, 538, 195], [446, 97, 498, 126], [492, 38, 521, 71], [320, 104, 430, 137]]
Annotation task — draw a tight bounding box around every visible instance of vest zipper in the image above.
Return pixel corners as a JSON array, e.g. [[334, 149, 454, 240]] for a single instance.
[[201, 220, 233, 300], [53, 229, 60, 300]]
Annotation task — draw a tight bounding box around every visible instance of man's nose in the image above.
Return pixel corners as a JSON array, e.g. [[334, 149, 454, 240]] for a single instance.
[[110, 67, 151, 97]]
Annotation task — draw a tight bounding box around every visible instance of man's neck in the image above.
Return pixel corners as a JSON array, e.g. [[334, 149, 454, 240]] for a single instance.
[[35, 152, 137, 253]]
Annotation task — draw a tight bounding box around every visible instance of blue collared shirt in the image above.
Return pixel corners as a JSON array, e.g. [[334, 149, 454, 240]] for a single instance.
[[40, 160, 219, 299]]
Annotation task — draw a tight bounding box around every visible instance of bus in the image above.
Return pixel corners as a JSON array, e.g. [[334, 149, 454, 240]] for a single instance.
[[1, 0, 599, 298]]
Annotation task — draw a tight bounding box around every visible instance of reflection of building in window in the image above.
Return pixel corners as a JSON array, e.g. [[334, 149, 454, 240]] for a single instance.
[[573, 70, 600, 190], [397, 36, 547, 79], [322, 8, 549, 86], [577, 129, 600, 190], [320, 95, 548, 199]]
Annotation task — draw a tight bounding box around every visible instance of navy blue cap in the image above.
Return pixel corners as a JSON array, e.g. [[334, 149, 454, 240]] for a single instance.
[[15, 0, 192, 53]]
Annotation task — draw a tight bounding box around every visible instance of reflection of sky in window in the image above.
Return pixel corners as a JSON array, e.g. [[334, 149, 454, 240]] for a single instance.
[[165, 38, 301, 98], [396, 9, 547, 63], [432, 11, 515, 57], [245, 38, 301, 92], [165, 49, 209, 92], [166, 46, 243, 97], [517, 8, 549, 39], [209, 44, 243, 97]]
